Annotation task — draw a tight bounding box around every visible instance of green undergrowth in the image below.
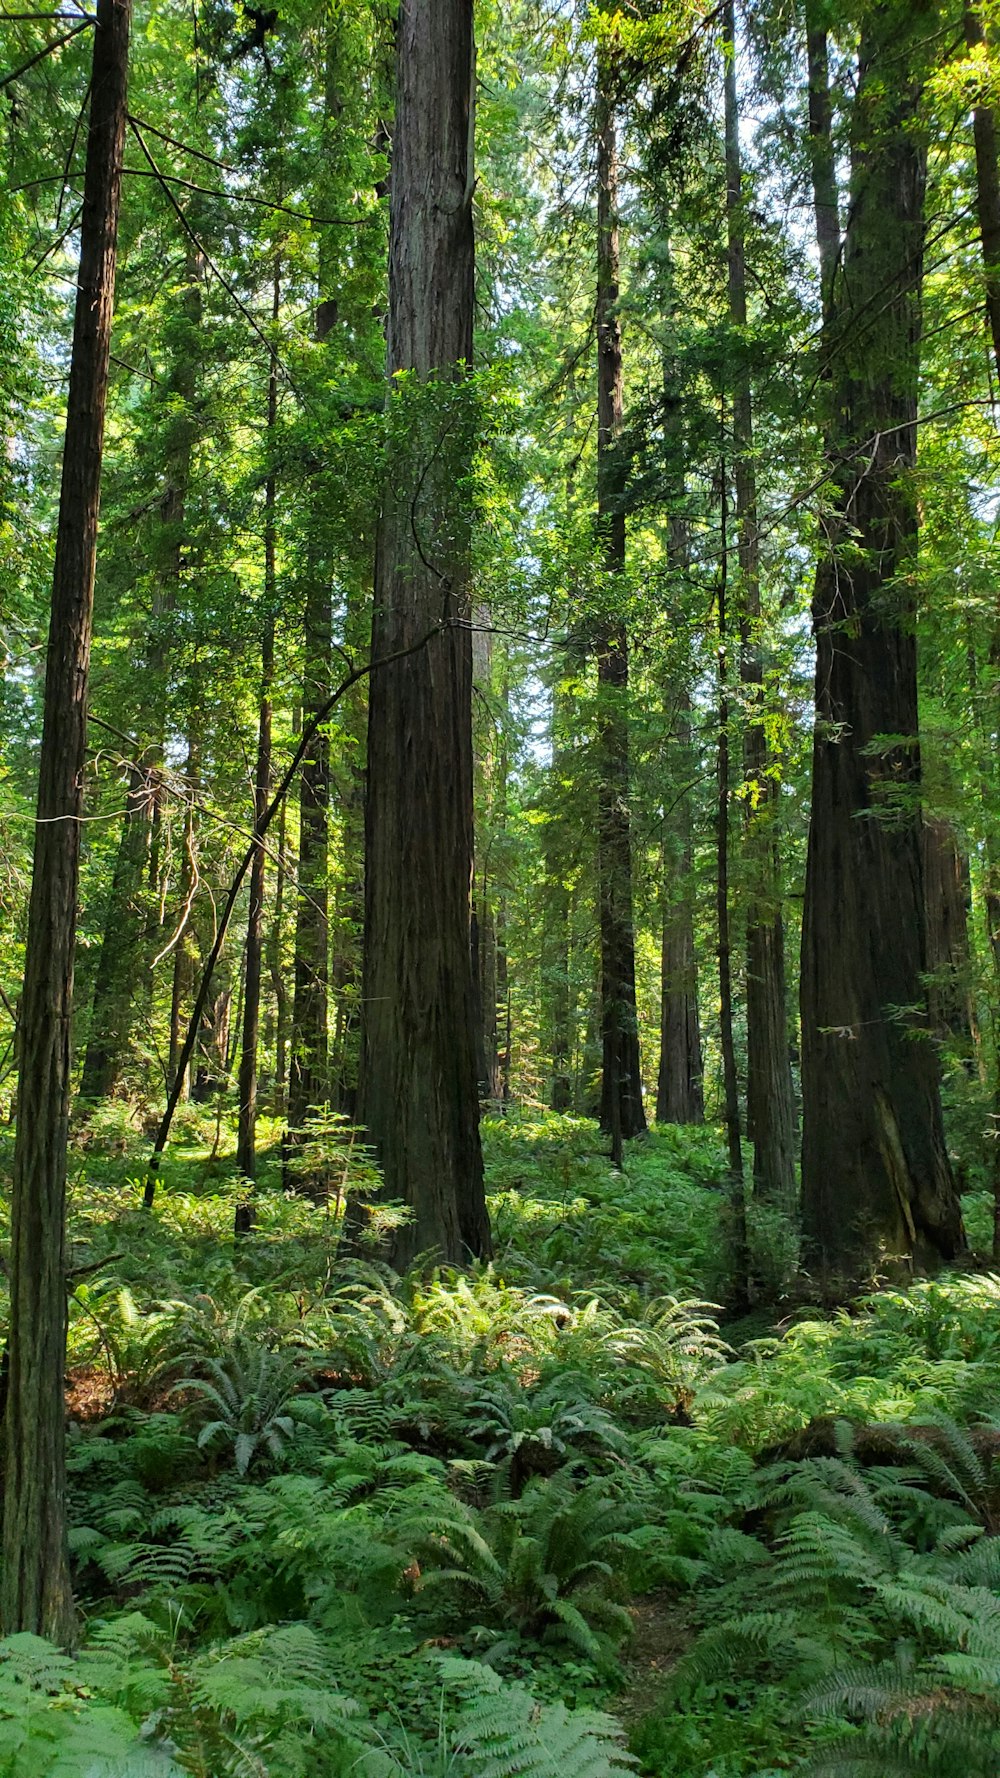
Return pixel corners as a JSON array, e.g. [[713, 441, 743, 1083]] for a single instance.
[[0, 1110, 998, 1775]]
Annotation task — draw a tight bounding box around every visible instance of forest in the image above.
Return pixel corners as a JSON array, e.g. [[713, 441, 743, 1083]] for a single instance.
[[1, 0, 1000, 1771]]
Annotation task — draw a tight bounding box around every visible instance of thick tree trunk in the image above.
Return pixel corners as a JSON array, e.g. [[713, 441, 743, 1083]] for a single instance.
[[2, 0, 130, 1643], [595, 60, 645, 1162], [358, 0, 490, 1266], [235, 275, 279, 1216], [800, 7, 963, 1282], [723, 0, 796, 1207]]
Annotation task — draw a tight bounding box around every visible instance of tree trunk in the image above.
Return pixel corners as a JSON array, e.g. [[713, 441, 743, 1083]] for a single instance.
[[544, 670, 575, 1113], [717, 472, 747, 1293], [718, 484, 749, 1308], [966, 5, 1000, 378], [78, 759, 154, 1100], [723, 0, 796, 1207], [921, 817, 976, 1052], [2, 0, 131, 1643], [964, 3, 1000, 1248], [804, 1, 840, 327], [549, 880, 573, 1112], [657, 696, 704, 1125], [595, 56, 645, 1162], [286, 563, 331, 1140], [358, 0, 490, 1266], [266, 795, 290, 1114], [167, 738, 199, 1104], [235, 267, 280, 1218], [799, 5, 964, 1283]]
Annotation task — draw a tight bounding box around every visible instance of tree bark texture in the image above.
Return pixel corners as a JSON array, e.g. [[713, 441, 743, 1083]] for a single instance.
[[804, 0, 841, 328], [723, 0, 796, 1207], [358, 0, 490, 1266], [657, 696, 704, 1125], [265, 795, 290, 1113], [717, 486, 744, 1190], [800, 1, 964, 1281], [717, 479, 749, 1302], [2, 0, 131, 1643], [921, 817, 976, 1051], [167, 736, 199, 1103], [595, 61, 645, 1160]]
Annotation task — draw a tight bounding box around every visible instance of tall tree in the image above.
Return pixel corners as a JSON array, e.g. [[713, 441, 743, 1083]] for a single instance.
[[285, 381, 332, 1147], [595, 47, 646, 1163], [722, 0, 796, 1206], [717, 461, 748, 1300], [799, 0, 964, 1280], [2, 0, 131, 1641], [358, 0, 491, 1265], [235, 262, 280, 1211], [657, 691, 704, 1124]]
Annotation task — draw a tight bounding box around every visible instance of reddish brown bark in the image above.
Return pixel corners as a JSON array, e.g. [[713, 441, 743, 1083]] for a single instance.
[[358, 0, 490, 1265], [2, 0, 131, 1642]]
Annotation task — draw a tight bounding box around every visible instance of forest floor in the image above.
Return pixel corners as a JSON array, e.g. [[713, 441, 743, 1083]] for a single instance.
[[1, 1106, 999, 1776]]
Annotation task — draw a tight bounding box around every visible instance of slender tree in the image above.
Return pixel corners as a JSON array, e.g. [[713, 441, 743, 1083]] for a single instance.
[[657, 691, 705, 1124], [2, 0, 131, 1642], [595, 48, 646, 1162], [235, 262, 280, 1215], [722, 0, 796, 1207]]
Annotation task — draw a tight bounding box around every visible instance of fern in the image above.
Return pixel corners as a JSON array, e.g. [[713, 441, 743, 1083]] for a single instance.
[[443, 1655, 633, 1770], [0, 1632, 183, 1777]]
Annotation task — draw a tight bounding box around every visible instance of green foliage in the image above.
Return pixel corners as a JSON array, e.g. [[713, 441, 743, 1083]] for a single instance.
[[11, 1098, 1000, 1778], [172, 1340, 309, 1473]]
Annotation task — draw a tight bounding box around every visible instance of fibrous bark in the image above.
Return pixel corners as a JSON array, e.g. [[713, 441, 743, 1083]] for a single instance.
[[358, 0, 490, 1266], [595, 56, 645, 1163], [717, 471, 748, 1301], [2, 0, 131, 1643], [657, 695, 704, 1125], [723, 0, 796, 1207], [800, 0, 964, 1282]]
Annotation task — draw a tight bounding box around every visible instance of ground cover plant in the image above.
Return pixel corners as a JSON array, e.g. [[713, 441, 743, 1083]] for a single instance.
[[1, 1111, 999, 1774]]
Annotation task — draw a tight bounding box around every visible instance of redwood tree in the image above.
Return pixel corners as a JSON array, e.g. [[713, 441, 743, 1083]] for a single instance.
[[358, 0, 490, 1265], [595, 50, 646, 1161], [799, 0, 964, 1281], [2, 0, 131, 1641]]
